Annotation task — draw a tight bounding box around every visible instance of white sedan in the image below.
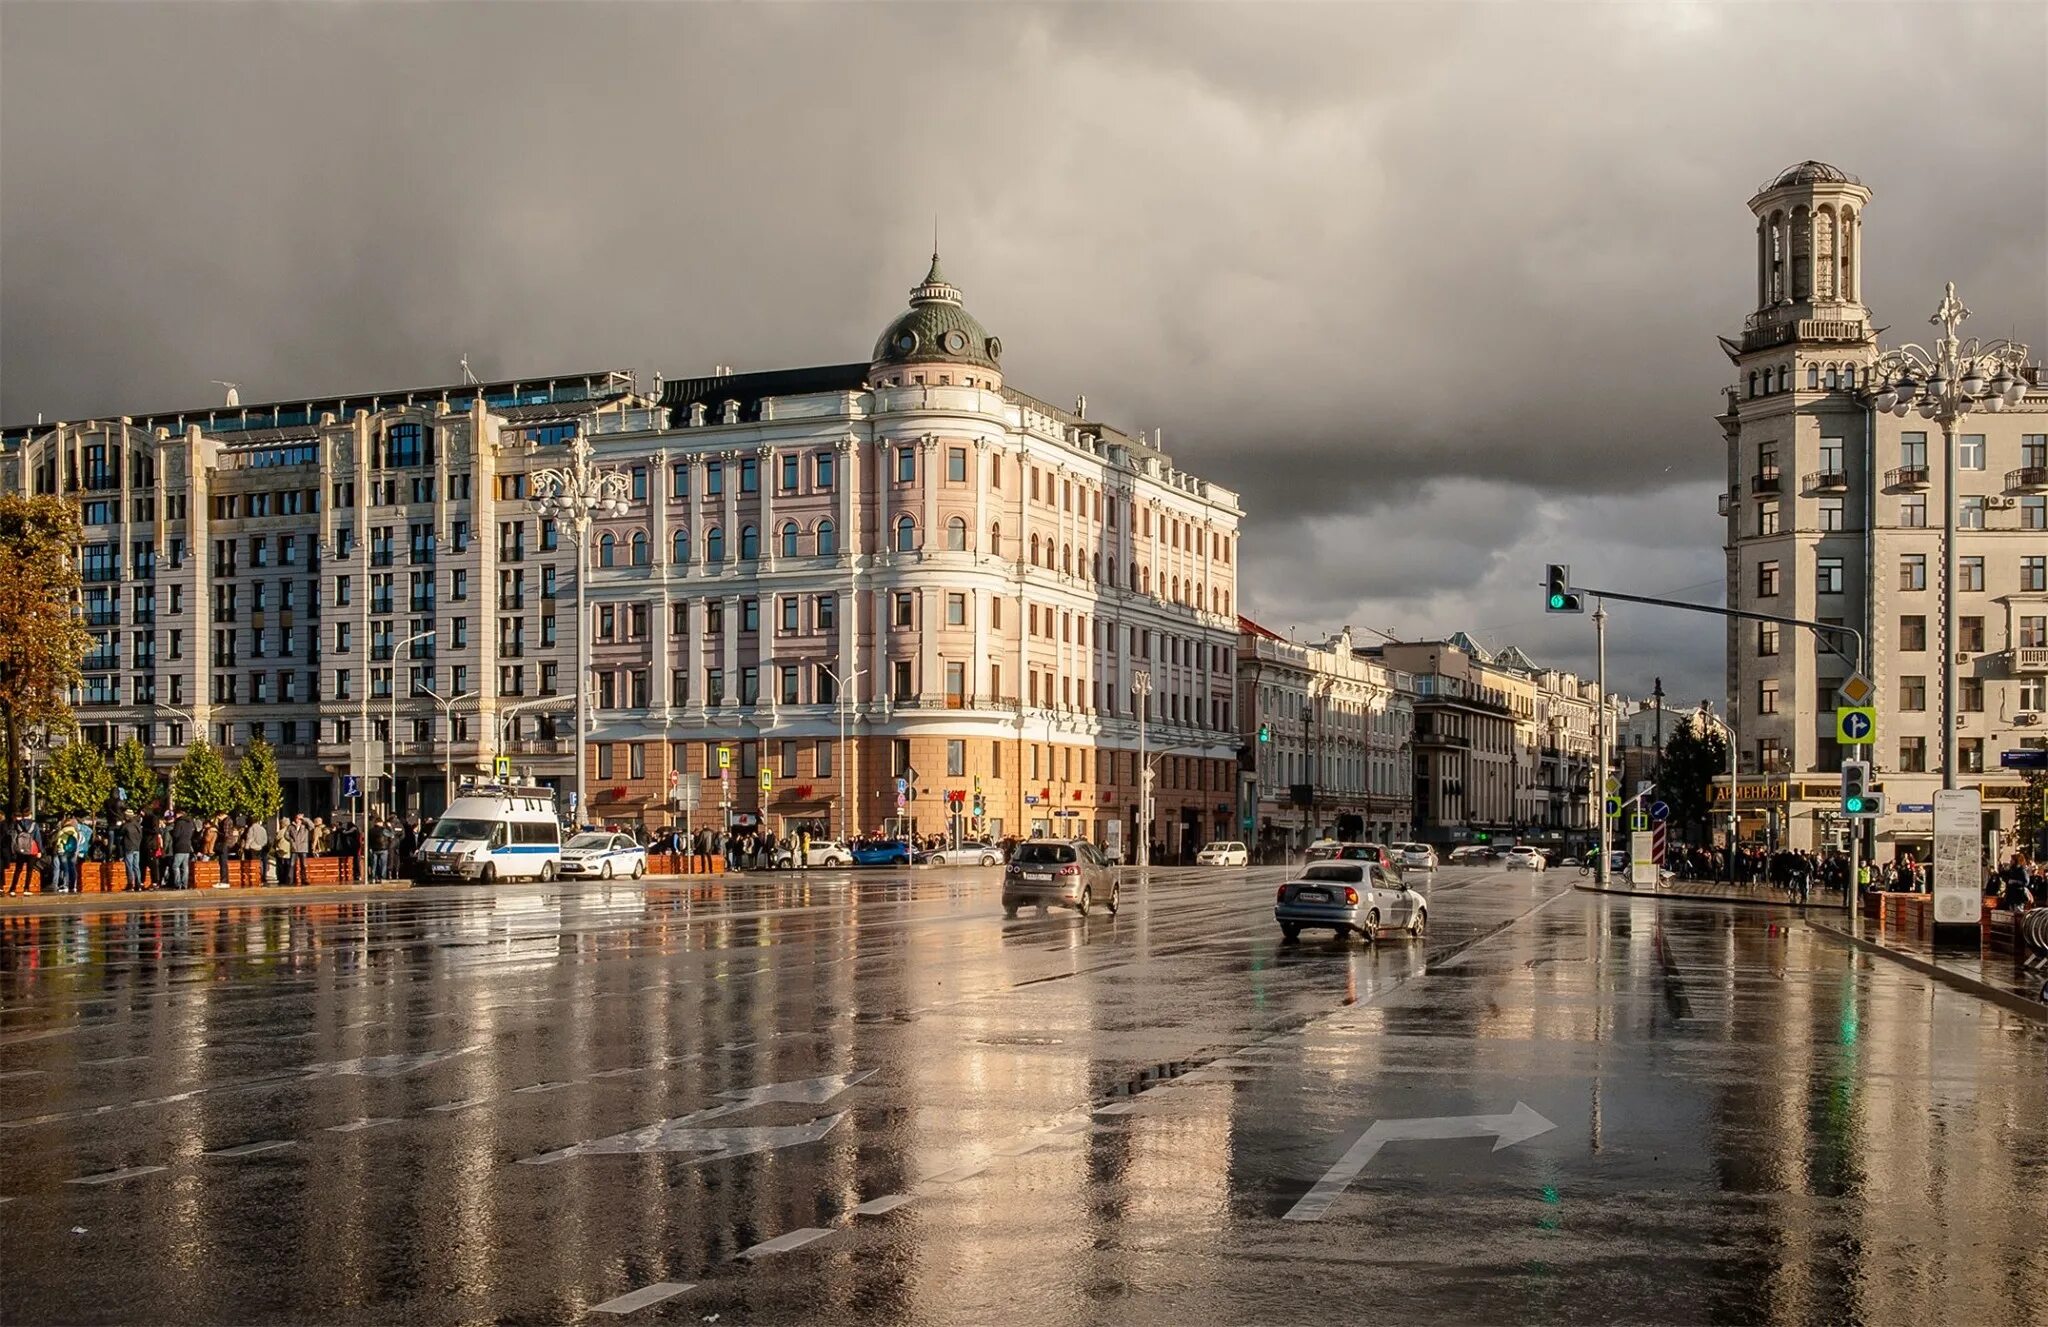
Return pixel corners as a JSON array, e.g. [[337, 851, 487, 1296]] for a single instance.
[[924, 841, 1006, 867], [1196, 840, 1250, 866], [1503, 846, 1548, 872], [772, 840, 853, 868], [557, 832, 648, 879]]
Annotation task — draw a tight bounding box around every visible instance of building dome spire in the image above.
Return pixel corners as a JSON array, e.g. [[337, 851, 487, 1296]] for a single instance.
[[872, 250, 1002, 373], [911, 250, 961, 306]]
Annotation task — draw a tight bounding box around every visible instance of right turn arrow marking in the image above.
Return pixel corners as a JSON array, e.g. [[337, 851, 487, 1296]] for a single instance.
[[1283, 1102, 1557, 1222]]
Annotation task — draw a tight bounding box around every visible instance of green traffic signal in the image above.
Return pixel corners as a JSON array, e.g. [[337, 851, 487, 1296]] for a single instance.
[[1548, 593, 1566, 609], [1844, 795, 1865, 814]]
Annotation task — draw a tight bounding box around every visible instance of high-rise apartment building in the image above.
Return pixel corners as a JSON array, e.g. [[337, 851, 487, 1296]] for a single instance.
[[1718, 162, 2045, 853], [2, 257, 1247, 851]]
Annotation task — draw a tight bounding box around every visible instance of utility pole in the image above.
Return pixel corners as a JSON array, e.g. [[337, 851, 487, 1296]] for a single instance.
[[1594, 601, 1610, 886], [1651, 677, 1665, 786], [1134, 669, 1152, 870], [1726, 694, 1739, 889]]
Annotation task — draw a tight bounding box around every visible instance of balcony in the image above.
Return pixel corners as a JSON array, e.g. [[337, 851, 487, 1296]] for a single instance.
[[2014, 647, 2048, 674], [499, 594, 526, 611], [1717, 489, 1738, 517], [1885, 466, 1930, 489], [1749, 469, 1782, 494], [84, 607, 120, 627], [2006, 466, 2048, 492], [1803, 470, 1848, 494]]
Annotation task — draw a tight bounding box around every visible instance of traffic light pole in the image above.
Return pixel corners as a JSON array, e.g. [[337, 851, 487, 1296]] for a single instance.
[[1595, 602, 1609, 887]]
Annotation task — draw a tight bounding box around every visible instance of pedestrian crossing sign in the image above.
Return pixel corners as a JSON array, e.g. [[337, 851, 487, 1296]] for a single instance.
[[759, 768, 772, 792], [718, 746, 732, 770], [494, 756, 512, 780]]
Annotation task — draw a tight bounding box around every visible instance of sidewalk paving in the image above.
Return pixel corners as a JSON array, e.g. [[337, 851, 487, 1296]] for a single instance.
[[1807, 918, 2048, 1023], [1574, 877, 1845, 911]]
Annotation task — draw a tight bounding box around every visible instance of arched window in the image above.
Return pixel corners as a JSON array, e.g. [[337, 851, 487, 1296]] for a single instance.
[[1776, 365, 1789, 392], [1843, 365, 1856, 389], [816, 518, 836, 556], [740, 524, 759, 560], [1826, 366, 1840, 389], [706, 526, 724, 563], [630, 530, 648, 566], [947, 516, 967, 550], [1030, 533, 1041, 563], [1172, 576, 1180, 601], [781, 521, 800, 558], [1807, 365, 1820, 390], [895, 515, 917, 552], [672, 529, 690, 564], [1091, 552, 1101, 582], [1129, 561, 1139, 588], [989, 522, 1001, 557], [1062, 543, 1072, 574], [598, 532, 616, 567], [1748, 371, 1758, 398]]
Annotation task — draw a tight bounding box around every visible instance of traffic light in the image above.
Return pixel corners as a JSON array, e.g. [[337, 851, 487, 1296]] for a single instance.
[[1545, 564, 1582, 613], [1258, 723, 1271, 743], [1839, 760, 1869, 815]]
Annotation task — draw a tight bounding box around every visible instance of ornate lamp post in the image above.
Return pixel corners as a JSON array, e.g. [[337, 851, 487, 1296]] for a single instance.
[[531, 436, 632, 822], [1866, 284, 2030, 790], [1133, 669, 1152, 869]]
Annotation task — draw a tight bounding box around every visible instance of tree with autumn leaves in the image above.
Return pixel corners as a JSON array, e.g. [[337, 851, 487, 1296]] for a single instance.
[[1, 495, 91, 816]]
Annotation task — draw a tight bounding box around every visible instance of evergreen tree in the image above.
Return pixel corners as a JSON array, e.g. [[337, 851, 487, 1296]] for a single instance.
[[171, 740, 235, 819], [1660, 716, 1729, 847], [109, 735, 162, 811], [43, 739, 115, 819], [233, 737, 284, 823]]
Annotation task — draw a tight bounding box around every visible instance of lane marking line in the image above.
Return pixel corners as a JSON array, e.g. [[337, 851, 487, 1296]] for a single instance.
[[425, 1097, 491, 1114], [853, 1193, 912, 1216], [68, 1165, 168, 1185], [513, 1081, 573, 1094], [924, 1160, 988, 1185], [206, 1140, 296, 1158], [737, 1227, 833, 1260], [327, 1117, 400, 1133], [590, 1281, 697, 1315]]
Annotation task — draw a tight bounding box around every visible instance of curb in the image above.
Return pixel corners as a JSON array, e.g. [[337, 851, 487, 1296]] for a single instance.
[[1573, 881, 1822, 911], [1808, 920, 2048, 1024], [0, 882, 417, 910]]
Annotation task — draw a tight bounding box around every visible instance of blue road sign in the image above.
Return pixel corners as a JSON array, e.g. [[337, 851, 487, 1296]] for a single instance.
[[1604, 796, 1622, 819], [1650, 800, 1670, 822], [343, 775, 360, 799], [2000, 748, 2048, 770], [1837, 708, 1875, 742], [1025, 795, 1040, 806], [1897, 802, 1934, 813]]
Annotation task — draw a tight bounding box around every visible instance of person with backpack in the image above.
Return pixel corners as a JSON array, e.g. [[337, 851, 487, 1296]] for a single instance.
[[51, 815, 81, 893], [7, 816, 41, 895]]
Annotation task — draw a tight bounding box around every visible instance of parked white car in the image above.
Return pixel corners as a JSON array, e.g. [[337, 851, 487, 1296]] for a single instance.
[[771, 840, 853, 868], [557, 832, 648, 880], [924, 841, 1006, 867], [1503, 846, 1548, 872], [1195, 840, 1250, 866]]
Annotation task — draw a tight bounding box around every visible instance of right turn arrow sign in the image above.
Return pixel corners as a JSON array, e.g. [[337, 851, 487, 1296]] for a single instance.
[[1283, 1102, 1557, 1221]]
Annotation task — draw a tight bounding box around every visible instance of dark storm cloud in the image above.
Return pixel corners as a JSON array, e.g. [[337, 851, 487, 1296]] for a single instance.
[[4, 2, 2043, 706]]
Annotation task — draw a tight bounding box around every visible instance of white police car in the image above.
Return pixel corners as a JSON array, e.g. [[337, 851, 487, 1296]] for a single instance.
[[557, 832, 648, 880]]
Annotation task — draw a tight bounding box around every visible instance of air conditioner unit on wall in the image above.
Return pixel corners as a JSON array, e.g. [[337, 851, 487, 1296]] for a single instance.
[[1987, 496, 2016, 509], [1956, 651, 1972, 664], [2016, 712, 2041, 726]]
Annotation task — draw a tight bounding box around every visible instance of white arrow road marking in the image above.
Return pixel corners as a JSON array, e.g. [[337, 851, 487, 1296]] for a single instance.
[[519, 1071, 874, 1165], [1283, 1102, 1557, 1222]]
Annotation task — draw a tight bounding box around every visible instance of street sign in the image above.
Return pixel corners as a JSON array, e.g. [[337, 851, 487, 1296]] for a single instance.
[[1836, 673, 1874, 708], [494, 756, 513, 780], [1836, 707, 1876, 743], [1651, 821, 1667, 865], [1637, 780, 1652, 798], [1603, 775, 1620, 796], [717, 746, 732, 770], [1650, 800, 1670, 822], [1932, 789, 1982, 924], [758, 768, 773, 793], [1630, 811, 1649, 832], [1024, 794, 1040, 806], [1604, 796, 1622, 819], [342, 775, 360, 799], [2000, 748, 2048, 770], [672, 773, 700, 812], [1897, 802, 1934, 813]]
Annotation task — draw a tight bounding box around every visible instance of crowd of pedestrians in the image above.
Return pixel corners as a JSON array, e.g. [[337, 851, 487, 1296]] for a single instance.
[[0, 806, 428, 894]]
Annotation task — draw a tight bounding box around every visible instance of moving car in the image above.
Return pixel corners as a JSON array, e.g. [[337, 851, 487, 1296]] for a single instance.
[[1002, 839, 1119, 917], [1396, 842, 1438, 871], [1274, 861, 1425, 944], [557, 831, 649, 879], [771, 840, 853, 868], [850, 839, 919, 867], [1503, 846, 1548, 872], [924, 840, 1005, 866], [1447, 845, 1496, 866], [420, 784, 563, 882], [1305, 841, 1401, 876], [1195, 840, 1250, 866]]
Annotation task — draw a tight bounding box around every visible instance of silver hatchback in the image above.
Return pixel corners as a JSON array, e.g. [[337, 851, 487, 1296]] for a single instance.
[[1002, 839, 1120, 917], [1275, 861, 1425, 944]]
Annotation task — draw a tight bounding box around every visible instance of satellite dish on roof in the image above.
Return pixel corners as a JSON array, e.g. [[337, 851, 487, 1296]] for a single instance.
[[211, 381, 241, 407]]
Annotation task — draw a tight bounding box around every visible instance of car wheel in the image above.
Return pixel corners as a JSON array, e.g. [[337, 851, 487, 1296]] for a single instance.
[[633, 858, 646, 879], [539, 861, 556, 883], [1036, 904, 1049, 916], [1107, 882, 1120, 915], [982, 854, 998, 867], [1409, 906, 1426, 937], [600, 861, 614, 880], [480, 864, 497, 885], [1280, 923, 1301, 943], [1075, 885, 1091, 916], [1360, 909, 1379, 944], [1004, 902, 1019, 919]]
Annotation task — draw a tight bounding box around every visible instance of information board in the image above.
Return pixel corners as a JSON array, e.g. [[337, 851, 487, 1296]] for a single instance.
[[1931, 788, 1982, 924], [1630, 831, 1657, 883]]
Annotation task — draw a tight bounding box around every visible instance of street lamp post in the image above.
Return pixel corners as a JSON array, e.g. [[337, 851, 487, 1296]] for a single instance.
[[150, 704, 197, 813], [531, 436, 633, 824], [417, 685, 475, 811], [819, 663, 867, 843], [1867, 285, 2030, 792], [1133, 669, 1152, 869], [391, 630, 436, 819]]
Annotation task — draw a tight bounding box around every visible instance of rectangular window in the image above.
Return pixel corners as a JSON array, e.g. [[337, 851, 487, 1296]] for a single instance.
[[1757, 680, 1778, 715], [671, 668, 689, 705], [2022, 616, 2048, 649], [892, 659, 912, 696], [1756, 560, 1780, 597], [2022, 496, 2046, 530], [781, 454, 798, 491], [1957, 434, 1985, 470], [2022, 555, 2048, 592], [946, 739, 965, 777], [1899, 736, 1927, 773], [1959, 616, 1984, 652], [892, 592, 913, 627], [1816, 557, 1843, 594], [706, 462, 722, 496], [947, 447, 967, 483], [1959, 737, 1985, 773], [1900, 554, 1927, 591], [1901, 433, 1928, 470], [1899, 615, 1926, 651], [2026, 435, 2048, 469], [1757, 622, 1779, 656], [815, 665, 837, 705], [707, 667, 724, 704], [1900, 675, 1926, 711], [1819, 437, 1843, 475], [740, 667, 758, 704], [1818, 498, 1843, 531], [946, 592, 966, 626], [815, 452, 835, 490], [1959, 495, 1985, 529], [1901, 494, 1927, 527], [817, 594, 836, 630], [1960, 556, 1984, 592], [629, 743, 646, 779], [1959, 676, 1983, 713], [741, 598, 759, 633], [739, 458, 758, 493], [781, 595, 799, 633], [596, 744, 615, 780], [1757, 500, 1780, 536], [815, 739, 834, 776], [671, 463, 689, 498], [896, 447, 916, 484], [945, 660, 965, 707], [779, 740, 798, 777], [780, 666, 799, 704]]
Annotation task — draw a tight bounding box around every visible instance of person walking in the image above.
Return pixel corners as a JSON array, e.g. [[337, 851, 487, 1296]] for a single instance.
[[7, 815, 42, 895]]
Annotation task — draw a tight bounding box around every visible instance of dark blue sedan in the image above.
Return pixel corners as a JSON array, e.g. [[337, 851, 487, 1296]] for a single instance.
[[850, 839, 918, 867]]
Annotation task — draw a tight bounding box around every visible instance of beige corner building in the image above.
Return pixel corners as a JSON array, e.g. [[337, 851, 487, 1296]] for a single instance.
[[1718, 161, 2046, 855]]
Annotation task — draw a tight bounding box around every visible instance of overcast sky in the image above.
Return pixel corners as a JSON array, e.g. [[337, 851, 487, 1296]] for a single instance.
[[4, 2, 2043, 707]]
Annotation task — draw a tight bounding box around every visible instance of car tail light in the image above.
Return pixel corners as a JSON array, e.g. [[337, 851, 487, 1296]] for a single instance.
[[1057, 864, 1080, 876], [1344, 887, 1359, 905], [1276, 885, 1288, 902]]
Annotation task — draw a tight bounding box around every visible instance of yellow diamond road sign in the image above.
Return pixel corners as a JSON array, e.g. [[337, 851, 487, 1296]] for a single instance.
[[1836, 706, 1877, 744], [1837, 673, 1874, 708], [1603, 775, 1620, 796]]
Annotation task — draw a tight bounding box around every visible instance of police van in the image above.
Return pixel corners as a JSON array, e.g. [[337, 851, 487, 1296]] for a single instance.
[[421, 782, 563, 883]]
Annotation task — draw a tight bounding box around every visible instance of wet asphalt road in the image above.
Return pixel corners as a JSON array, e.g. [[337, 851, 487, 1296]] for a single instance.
[[3, 865, 2045, 1326]]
